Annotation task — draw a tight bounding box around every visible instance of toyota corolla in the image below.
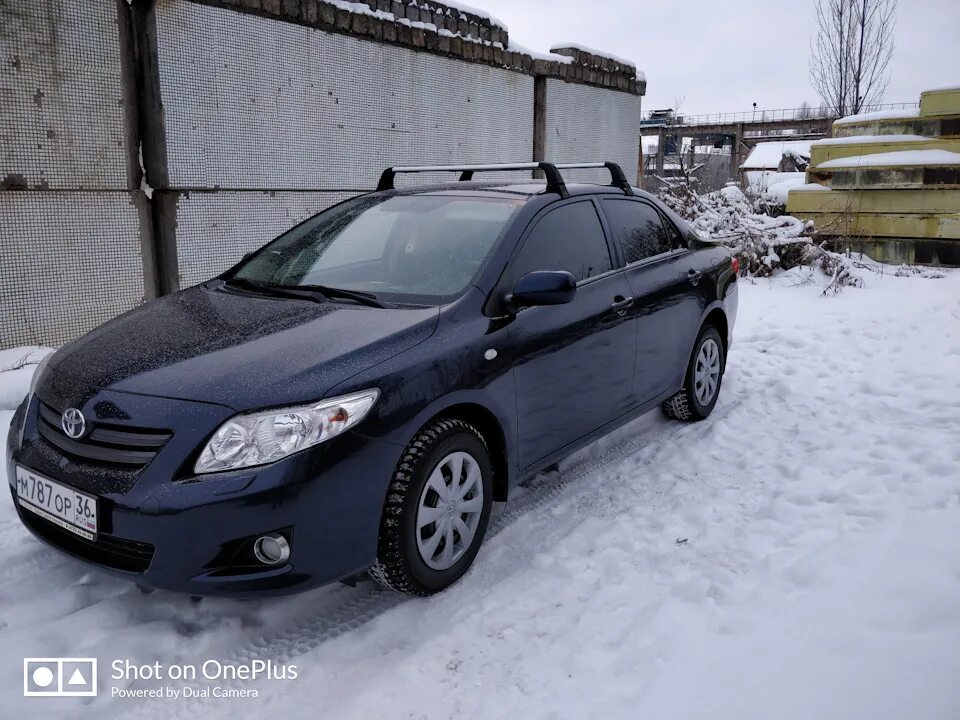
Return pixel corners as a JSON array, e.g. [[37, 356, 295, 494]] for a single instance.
[[7, 162, 738, 597]]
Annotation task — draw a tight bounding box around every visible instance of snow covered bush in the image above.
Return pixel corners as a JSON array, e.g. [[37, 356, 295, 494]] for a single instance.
[[656, 180, 864, 292]]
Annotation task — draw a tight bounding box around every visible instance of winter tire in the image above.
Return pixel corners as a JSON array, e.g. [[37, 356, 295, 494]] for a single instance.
[[663, 324, 725, 422], [370, 418, 494, 595]]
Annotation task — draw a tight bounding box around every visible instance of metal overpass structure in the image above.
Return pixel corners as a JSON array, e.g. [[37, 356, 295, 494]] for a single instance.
[[641, 103, 919, 179]]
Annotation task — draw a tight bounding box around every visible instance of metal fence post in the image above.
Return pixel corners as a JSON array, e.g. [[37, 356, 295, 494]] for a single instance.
[[532, 76, 547, 179], [120, 0, 179, 297]]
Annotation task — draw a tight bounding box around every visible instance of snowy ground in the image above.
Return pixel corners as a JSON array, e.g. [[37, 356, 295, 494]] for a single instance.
[[1, 270, 959, 719]]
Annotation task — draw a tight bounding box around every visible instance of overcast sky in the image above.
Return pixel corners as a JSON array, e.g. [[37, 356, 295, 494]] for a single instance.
[[476, 0, 960, 117]]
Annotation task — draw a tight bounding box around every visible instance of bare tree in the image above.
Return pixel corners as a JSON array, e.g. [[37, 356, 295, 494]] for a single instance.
[[809, 0, 896, 116]]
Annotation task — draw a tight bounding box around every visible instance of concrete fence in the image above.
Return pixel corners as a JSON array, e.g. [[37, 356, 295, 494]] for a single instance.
[[0, 0, 645, 349]]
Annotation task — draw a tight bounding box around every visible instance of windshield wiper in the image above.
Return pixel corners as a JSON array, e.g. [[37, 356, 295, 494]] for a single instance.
[[290, 284, 391, 309], [224, 278, 390, 308], [222, 277, 319, 302]]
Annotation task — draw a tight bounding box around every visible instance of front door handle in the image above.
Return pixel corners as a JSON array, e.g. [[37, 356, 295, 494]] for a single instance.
[[610, 295, 634, 316], [688, 269, 703, 286]]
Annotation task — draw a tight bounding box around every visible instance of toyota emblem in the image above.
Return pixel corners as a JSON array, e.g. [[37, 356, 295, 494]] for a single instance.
[[61, 408, 86, 439]]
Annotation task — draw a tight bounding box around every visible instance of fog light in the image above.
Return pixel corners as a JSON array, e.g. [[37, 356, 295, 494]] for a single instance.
[[253, 533, 290, 565]]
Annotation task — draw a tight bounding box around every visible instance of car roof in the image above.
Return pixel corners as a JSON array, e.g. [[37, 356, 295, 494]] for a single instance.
[[381, 180, 663, 204]]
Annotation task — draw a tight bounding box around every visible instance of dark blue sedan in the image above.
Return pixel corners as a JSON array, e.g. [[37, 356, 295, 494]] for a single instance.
[[7, 162, 738, 597]]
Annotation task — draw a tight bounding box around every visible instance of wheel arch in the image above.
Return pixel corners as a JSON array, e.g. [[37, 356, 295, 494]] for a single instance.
[[405, 400, 511, 503], [702, 306, 729, 357], [682, 302, 730, 373]]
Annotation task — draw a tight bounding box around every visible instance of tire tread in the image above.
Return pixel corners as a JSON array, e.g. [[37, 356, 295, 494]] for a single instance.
[[369, 418, 488, 595], [662, 391, 694, 421], [662, 324, 723, 423]]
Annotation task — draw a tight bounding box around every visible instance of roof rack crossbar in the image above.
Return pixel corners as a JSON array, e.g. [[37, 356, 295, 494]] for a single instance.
[[377, 162, 568, 197], [375, 161, 633, 197], [552, 162, 634, 195]]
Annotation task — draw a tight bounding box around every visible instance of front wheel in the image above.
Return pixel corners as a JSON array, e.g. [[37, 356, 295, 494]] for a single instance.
[[370, 418, 493, 595], [663, 325, 725, 422]]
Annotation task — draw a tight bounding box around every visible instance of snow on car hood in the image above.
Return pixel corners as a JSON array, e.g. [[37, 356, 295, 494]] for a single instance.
[[43, 282, 439, 410]]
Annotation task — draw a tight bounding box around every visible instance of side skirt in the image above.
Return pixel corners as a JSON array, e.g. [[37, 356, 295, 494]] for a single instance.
[[516, 385, 682, 483]]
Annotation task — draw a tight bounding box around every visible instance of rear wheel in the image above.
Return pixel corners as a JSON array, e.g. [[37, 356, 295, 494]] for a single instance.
[[663, 325, 725, 422], [370, 418, 493, 595]]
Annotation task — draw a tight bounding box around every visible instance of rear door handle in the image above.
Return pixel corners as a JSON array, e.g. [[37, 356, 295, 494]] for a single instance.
[[610, 295, 634, 316], [688, 269, 703, 286]]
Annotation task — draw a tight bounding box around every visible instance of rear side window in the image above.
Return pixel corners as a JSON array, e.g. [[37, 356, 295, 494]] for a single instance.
[[602, 199, 685, 264], [509, 201, 612, 283]]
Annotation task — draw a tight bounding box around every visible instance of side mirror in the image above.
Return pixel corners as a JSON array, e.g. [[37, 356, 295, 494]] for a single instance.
[[508, 270, 577, 309]]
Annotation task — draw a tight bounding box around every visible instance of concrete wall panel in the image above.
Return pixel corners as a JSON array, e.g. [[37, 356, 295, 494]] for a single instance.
[[0, 0, 130, 190], [154, 1, 535, 191], [544, 79, 641, 185], [0, 192, 145, 347], [173, 190, 359, 288]]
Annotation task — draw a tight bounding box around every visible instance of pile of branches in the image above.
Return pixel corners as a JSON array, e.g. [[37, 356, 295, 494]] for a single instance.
[[657, 180, 864, 292]]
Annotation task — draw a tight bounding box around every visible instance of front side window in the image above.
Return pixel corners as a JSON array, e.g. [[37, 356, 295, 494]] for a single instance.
[[231, 194, 523, 304], [602, 199, 685, 264], [508, 201, 612, 284]]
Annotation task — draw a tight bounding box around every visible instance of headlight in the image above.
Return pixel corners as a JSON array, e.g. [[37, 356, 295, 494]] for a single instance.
[[193, 389, 380, 474]]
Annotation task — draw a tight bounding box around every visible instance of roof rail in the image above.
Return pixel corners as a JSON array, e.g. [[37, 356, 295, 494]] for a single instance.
[[375, 162, 634, 198]]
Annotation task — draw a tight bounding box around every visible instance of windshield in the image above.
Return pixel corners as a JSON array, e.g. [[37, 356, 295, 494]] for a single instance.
[[229, 194, 523, 305]]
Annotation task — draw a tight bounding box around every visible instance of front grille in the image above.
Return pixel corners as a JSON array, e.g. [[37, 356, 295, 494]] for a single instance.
[[36, 401, 172, 468], [19, 505, 155, 573]]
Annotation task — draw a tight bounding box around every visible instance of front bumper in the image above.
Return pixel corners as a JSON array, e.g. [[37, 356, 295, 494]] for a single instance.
[[7, 393, 404, 598]]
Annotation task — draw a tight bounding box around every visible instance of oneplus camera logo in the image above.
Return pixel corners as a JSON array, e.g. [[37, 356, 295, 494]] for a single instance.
[[24, 658, 97, 697]]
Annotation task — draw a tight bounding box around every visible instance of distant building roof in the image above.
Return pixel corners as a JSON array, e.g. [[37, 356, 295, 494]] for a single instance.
[[740, 140, 813, 170]]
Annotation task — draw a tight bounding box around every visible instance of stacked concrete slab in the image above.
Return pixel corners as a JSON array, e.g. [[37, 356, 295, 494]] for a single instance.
[[787, 86, 960, 265]]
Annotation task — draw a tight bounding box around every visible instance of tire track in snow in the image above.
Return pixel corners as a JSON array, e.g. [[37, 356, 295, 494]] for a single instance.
[[0, 542, 67, 585], [118, 393, 745, 720]]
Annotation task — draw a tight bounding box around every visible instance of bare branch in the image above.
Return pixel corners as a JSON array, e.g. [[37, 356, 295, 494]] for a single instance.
[[809, 0, 896, 116]]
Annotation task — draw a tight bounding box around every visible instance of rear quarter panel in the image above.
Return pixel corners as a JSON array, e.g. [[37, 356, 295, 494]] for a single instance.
[[689, 235, 738, 354]]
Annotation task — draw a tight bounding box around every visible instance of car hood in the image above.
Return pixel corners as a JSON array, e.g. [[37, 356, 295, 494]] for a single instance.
[[45, 283, 440, 410]]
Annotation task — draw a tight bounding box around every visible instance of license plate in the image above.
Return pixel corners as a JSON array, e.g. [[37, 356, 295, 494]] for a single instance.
[[16, 466, 98, 541]]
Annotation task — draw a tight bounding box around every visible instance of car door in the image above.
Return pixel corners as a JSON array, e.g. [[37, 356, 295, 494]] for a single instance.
[[502, 198, 637, 470], [599, 197, 708, 403]]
